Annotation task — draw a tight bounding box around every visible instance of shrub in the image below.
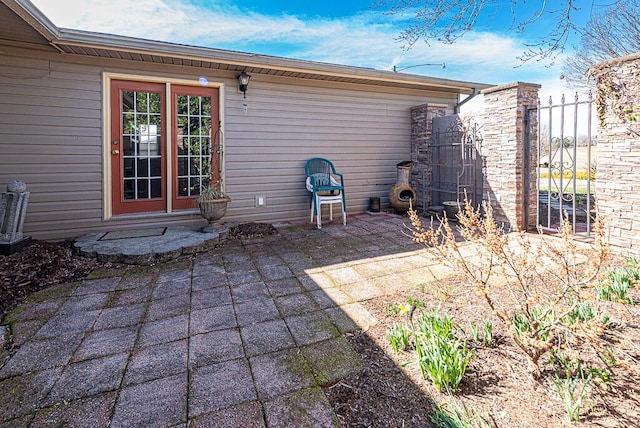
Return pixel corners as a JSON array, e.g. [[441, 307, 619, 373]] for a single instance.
[[406, 199, 614, 378]]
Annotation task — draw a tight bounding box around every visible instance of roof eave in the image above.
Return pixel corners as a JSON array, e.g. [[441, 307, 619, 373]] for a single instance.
[[3, 0, 59, 41], [7, 0, 493, 94], [54, 29, 491, 94]]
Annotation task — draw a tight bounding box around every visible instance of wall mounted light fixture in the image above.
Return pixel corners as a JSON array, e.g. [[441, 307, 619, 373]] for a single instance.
[[237, 71, 251, 98]]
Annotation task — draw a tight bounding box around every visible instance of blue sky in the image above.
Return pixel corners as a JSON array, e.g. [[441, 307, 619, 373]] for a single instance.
[[31, 0, 599, 100]]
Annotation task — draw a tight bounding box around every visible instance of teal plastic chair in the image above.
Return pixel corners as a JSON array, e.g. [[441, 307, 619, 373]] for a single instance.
[[304, 158, 346, 229]]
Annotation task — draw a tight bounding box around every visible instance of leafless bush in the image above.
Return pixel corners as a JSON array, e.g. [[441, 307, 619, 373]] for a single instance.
[[406, 200, 613, 378]]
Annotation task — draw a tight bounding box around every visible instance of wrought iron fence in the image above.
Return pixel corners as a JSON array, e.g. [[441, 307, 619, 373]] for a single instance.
[[536, 92, 596, 237]]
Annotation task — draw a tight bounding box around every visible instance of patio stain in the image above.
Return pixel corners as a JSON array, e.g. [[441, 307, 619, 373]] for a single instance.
[[84, 267, 126, 280], [263, 387, 341, 427], [22, 282, 78, 304], [301, 337, 363, 386]]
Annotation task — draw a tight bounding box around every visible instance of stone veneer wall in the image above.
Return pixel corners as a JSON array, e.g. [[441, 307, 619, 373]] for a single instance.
[[481, 82, 540, 231], [409, 103, 448, 211], [590, 53, 640, 255]]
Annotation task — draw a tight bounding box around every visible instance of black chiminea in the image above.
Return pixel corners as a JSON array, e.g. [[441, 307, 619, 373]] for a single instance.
[[389, 161, 416, 212]]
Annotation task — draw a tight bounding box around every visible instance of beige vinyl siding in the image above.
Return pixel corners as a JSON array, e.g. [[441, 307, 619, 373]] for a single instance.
[[0, 49, 458, 240], [0, 53, 212, 240], [222, 77, 454, 223]]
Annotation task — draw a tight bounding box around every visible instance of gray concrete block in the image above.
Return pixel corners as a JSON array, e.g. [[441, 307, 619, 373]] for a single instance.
[[124, 340, 188, 386], [285, 312, 340, 346], [111, 374, 187, 427], [189, 359, 257, 418], [73, 326, 138, 362], [249, 348, 315, 399], [263, 388, 340, 427], [137, 314, 189, 348], [44, 353, 128, 405], [189, 305, 237, 335], [240, 319, 295, 357], [189, 328, 244, 368]]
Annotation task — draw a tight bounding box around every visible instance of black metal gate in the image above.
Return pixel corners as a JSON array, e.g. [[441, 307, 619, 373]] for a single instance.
[[535, 93, 596, 237], [427, 115, 484, 209]]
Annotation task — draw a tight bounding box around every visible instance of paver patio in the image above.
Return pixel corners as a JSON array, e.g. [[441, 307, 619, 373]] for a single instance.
[[0, 213, 457, 427]]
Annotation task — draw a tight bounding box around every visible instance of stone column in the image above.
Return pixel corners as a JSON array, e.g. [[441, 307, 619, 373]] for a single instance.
[[410, 103, 448, 210], [590, 53, 640, 254], [0, 181, 32, 255], [482, 82, 540, 231]]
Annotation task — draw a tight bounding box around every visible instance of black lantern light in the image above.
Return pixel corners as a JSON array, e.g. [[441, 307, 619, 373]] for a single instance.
[[237, 71, 251, 98]]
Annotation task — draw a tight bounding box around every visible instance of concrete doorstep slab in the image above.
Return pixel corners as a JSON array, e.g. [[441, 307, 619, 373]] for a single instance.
[[74, 225, 232, 265]]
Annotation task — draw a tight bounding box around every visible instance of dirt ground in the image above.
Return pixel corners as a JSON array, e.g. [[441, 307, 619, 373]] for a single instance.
[[325, 273, 640, 427], [2, 224, 639, 427]]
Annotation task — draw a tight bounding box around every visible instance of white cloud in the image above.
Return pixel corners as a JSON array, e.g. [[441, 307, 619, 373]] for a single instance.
[[31, 0, 573, 90]]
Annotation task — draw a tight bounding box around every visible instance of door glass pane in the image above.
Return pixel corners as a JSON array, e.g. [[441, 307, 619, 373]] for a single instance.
[[123, 179, 134, 200], [178, 178, 188, 197], [123, 158, 135, 178], [150, 178, 162, 198], [121, 89, 162, 200], [137, 159, 149, 177], [150, 158, 161, 177], [136, 179, 148, 199], [175, 94, 212, 197]]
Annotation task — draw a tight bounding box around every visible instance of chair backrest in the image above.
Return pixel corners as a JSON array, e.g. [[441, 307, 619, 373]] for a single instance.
[[305, 158, 336, 187]]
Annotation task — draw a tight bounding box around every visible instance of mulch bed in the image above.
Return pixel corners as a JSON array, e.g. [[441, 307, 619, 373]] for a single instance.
[[325, 276, 640, 427], [0, 240, 109, 320], [0, 222, 278, 319]]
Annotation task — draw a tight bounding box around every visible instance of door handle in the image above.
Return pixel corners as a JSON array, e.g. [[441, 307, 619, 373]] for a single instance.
[[112, 149, 120, 155]]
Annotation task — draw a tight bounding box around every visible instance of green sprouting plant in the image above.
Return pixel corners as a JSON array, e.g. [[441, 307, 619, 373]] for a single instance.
[[383, 302, 402, 317], [601, 347, 617, 368], [598, 280, 633, 304], [599, 260, 639, 304], [553, 371, 593, 423], [387, 322, 412, 353], [407, 296, 426, 309], [551, 351, 611, 386], [609, 267, 636, 287], [513, 305, 555, 342], [562, 301, 597, 325], [384, 297, 425, 318], [482, 319, 493, 347], [429, 399, 492, 428], [468, 319, 493, 347], [414, 310, 472, 392], [624, 256, 639, 270], [469, 321, 480, 344]]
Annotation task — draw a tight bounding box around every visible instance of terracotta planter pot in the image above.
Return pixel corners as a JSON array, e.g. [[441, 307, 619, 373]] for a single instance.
[[198, 197, 230, 223]]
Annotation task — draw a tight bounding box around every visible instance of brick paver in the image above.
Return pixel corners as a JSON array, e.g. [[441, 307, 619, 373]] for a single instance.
[[0, 213, 447, 427]]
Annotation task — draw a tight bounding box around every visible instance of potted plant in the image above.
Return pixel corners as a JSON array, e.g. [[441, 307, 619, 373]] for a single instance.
[[196, 182, 230, 224]]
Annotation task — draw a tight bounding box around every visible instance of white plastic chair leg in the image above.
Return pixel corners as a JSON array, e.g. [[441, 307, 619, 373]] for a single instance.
[[310, 201, 315, 223], [315, 195, 322, 229]]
